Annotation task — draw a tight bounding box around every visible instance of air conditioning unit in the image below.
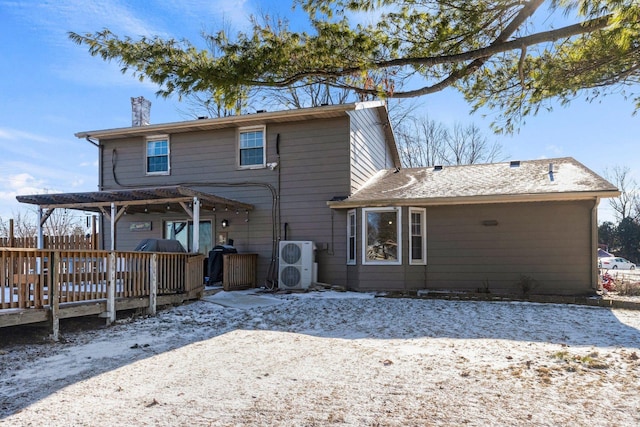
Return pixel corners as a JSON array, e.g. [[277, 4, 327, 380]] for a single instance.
[[278, 241, 315, 290]]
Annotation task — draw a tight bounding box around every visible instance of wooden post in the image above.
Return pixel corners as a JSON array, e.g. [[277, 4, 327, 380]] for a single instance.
[[50, 251, 59, 341], [8, 219, 14, 247], [106, 251, 116, 324], [192, 197, 200, 253], [37, 208, 44, 250], [91, 216, 97, 250], [148, 254, 157, 315], [110, 203, 116, 251]]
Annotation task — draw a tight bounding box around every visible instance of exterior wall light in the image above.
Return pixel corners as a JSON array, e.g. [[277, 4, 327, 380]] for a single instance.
[[221, 219, 229, 228]]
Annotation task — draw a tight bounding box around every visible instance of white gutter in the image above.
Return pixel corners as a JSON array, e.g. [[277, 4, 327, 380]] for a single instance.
[[74, 103, 367, 140], [327, 191, 621, 209]]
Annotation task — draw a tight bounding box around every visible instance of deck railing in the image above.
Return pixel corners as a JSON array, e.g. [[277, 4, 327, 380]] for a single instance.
[[1, 248, 204, 311]]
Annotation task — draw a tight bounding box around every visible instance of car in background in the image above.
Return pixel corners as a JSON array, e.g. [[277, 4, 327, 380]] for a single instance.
[[598, 257, 636, 270]]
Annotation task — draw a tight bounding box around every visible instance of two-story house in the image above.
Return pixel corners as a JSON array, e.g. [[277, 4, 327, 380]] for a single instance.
[[17, 101, 619, 296]]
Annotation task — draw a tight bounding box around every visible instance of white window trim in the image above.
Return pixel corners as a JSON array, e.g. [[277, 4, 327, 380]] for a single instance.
[[362, 207, 402, 266], [347, 209, 356, 265], [145, 135, 170, 176], [237, 125, 266, 169], [409, 207, 427, 265]]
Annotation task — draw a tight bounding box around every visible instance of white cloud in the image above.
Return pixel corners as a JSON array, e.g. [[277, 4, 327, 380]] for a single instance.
[[52, 57, 161, 90], [0, 128, 79, 165], [0, 173, 46, 207], [544, 144, 564, 156], [0, 128, 51, 144], [2, 0, 263, 96], [70, 178, 87, 188], [161, 0, 255, 33], [4, 0, 165, 41], [79, 160, 99, 168], [4, 172, 46, 192]]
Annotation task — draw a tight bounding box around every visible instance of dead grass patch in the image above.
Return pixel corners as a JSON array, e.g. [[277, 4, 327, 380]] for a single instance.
[[614, 281, 640, 296]]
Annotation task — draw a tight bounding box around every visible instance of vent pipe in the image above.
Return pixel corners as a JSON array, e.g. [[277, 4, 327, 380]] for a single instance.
[[131, 96, 151, 126]]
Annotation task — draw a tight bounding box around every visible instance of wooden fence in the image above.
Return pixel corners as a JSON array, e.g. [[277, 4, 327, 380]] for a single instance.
[[0, 234, 98, 250], [0, 248, 204, 339]]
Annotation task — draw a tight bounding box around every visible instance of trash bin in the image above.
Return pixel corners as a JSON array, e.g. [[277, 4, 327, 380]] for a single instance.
[[207, 245, 237, 284]]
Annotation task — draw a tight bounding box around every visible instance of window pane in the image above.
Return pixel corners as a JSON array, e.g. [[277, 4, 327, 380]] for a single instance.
[[240, 147, 263, 166], [239, 130, 264, 166], [411, 236, 423, 259], [365, 211, 398, 261], [411, 212, 421, 235], [240, 131, 262, 148], [348, 211, 356, 263], [147, 140, 169, 173], [165, 221, 188, 251], [165, 220, 212, 255], [197, 222, 213, 255], [147, 156, 168, 173], [410, 209, 426, 264], [148, 140, 167, 155]]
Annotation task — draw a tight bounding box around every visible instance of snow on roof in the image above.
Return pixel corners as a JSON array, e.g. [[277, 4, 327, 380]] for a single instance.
[[331, 157, 619, 207]]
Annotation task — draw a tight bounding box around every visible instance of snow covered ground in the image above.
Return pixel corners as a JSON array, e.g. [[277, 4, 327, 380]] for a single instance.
[[1, 290, 639, 426]]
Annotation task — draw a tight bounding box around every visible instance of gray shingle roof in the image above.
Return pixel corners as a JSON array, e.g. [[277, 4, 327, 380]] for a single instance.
[[330, 157, 618, 208]]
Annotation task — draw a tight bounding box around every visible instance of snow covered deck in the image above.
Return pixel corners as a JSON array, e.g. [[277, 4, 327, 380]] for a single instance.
[[0, 248, 204, 337]]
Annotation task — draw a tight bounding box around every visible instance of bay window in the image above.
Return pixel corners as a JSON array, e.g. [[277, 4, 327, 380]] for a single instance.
[[362, 207, 401, 265]]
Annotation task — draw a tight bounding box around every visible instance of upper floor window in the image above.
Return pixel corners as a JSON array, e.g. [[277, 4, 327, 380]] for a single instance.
[[238, 126, 265, 168], [362, 207, 401, 265], [146, 136, 170, 175]]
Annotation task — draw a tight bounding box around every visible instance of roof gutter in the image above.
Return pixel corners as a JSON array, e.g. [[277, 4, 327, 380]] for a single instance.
[[327, 190, 621, 209], [74, 102, 369, 140]]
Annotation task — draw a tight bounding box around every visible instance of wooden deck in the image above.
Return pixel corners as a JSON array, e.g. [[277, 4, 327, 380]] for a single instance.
[[1, 248, 204, 339]]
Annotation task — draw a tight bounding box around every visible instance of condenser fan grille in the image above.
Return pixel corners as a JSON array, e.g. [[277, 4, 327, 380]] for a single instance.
[[281, 243, 302, 265], [278, 241, 314, 290], [280, 266, 301, 287]]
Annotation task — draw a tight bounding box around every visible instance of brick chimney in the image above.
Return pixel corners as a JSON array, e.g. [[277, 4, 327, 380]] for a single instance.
[[131, 96, 151, 126]]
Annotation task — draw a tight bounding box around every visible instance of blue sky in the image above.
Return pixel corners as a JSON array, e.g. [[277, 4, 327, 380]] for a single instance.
[[0, 0, 637, 224]]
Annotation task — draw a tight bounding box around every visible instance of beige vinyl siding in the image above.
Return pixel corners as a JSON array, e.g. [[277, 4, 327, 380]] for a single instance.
[[350, 201, 595, 295], [353, 266, 408, 291], [348, 108, 394, 192], [100, 115, 362, 287], [277, 118, 351, 285], [423, 201, 594, 295]]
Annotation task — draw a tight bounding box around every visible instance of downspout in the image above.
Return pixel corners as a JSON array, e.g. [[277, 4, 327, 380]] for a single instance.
[[86, 136, 106, 250], [276, 133, 282, 243], [85, 136, 100, 184], [271, 133, 282, 286], [591, 198, 600, 292]]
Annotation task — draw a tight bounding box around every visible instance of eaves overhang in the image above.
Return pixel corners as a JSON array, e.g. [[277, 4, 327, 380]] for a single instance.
[[75, 102, 382, 140], [327, 190, 621, 209]]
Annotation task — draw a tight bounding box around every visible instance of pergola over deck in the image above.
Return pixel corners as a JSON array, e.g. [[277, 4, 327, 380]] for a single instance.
[[16, 185, 254, 252]]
